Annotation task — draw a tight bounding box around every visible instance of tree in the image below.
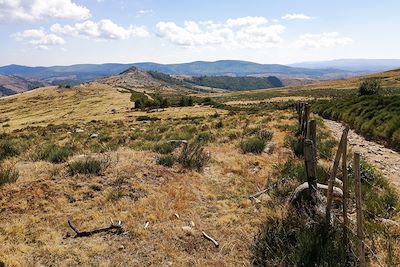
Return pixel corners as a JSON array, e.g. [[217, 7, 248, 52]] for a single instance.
[[358, 79, 381, 96]]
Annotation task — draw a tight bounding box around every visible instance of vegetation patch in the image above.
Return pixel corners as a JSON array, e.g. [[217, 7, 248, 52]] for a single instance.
[[240, 137, 266, 154], [35, 144, 73, 163], [0, 166, 19, 186], [67, 156, 110, 176], [157, 154, 175, 167], [313, 95, 400, 151]]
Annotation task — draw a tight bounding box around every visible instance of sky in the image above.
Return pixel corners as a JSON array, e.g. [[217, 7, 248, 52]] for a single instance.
[[0, 0, 400, 66]]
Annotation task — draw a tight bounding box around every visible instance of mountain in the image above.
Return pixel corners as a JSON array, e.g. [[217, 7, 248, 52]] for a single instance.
[[290, 59, 400, 72], [0, 60, 367, 86], [0, 75, 47, 96]]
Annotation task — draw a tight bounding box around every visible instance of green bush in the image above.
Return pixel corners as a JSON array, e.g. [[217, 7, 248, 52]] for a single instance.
[[0, 140, 19, 161], [240, 138, 266, 154], [358, 79, 381, 96], [157, 154, 175, 167], [67, 156, 109, 176], [256, 130, 273, 142], [0, 166, 19, 186], [35, 144, 73, 163]]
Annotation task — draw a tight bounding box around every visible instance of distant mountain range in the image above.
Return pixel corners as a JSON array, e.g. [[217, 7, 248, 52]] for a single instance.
[[290, 59, 400, 72], [1, 59, 399, 96], [0, 60, 374, 86]]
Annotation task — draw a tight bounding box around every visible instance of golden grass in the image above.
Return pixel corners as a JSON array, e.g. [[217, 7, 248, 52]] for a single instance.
[[0, 83, 225, 131], [0, 88, 295, 266]]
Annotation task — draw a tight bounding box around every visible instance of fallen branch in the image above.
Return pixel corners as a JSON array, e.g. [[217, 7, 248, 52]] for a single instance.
[[249, 188, 269, 200], [67, 220, 124, 238], [202, 231, 219, 248]]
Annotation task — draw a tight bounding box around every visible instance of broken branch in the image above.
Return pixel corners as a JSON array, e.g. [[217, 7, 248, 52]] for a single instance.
[[67, 220, 123, 238], [202, 231, 219, 248]]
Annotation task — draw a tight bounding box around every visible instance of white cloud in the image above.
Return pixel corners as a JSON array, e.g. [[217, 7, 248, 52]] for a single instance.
[[293, 32, 353, 48], [282, 13, 312, 20], [13, 28, 65, 50], [51, 19, 149, 40], [156, 16, 285, 49], [137, 9, 153, 16], [0, 0, 90, 22]]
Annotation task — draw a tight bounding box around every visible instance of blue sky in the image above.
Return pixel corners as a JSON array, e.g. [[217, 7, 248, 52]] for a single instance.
[[1, 0, 399, 66]]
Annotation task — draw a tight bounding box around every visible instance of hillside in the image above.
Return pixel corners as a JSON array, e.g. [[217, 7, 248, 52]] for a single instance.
[[0, 60, 370, 86], [0, 75, 47, 96]]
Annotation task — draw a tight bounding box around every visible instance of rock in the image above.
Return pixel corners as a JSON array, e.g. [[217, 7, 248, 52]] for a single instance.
[[264, 142, 276, 154], [75, 128, 84, 133], [181, 226, 194, 236], [118, 245, 124, 250], [90, 133, 98, 138]]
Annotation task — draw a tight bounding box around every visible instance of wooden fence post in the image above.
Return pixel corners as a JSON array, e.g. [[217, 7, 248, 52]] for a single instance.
[[304, 139, 317, 199], [354, 152, 366, 267], [307, 120, 317, 160], [302, 104, 310, 139], [326, 127, 349, 223], [341, 131, 349, 251]]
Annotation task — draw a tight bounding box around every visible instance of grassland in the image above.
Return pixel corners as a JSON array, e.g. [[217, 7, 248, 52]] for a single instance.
[[1, 69, 400, 266]]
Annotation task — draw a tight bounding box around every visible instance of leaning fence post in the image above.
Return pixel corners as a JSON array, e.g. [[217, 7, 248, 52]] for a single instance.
[[326, 127, 349, 223], [354, 152, 366, 267]]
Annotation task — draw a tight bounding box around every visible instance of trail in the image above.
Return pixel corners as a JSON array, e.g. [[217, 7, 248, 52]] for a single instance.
[[323, 119, 400, 191]]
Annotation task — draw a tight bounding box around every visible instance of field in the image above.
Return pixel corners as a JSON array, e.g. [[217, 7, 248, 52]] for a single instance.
[[1, 73, 400, 266]]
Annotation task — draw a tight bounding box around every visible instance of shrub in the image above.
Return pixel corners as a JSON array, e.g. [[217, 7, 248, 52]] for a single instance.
[[0, 140, 19, 161], [35, 144, 73, 163], [67, 156, 110, 176], [0, 166, 19, 186], [358, 79, 381, 96], [157, 154, 175, 167], [256, 130, 273, 142], [154, 142, 175, 154], [240, 138, 266, 154], [177, 142, 210, 170]]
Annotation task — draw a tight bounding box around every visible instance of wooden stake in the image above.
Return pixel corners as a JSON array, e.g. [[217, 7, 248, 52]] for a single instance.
[[354, 152, 366, 267], [304, 139, 317, 197], [341, 129, 349, 254], [302, 104, 310, 138], [307, 120, 317, 160], [326, 127, 349, 223]]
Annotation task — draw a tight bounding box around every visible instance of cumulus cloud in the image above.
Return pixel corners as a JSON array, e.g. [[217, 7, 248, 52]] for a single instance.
[[13, 28, 65, 49], [156, 16, 285, 48], [293, 32, 353, 48], [282, 13, 312, 20], [0, 0, 91, 22], [50, 19, 149, 40]]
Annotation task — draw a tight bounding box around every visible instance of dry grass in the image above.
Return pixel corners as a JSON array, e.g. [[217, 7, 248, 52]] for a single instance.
[[0, 87, 295, 266], [0, 84, 225, 131]]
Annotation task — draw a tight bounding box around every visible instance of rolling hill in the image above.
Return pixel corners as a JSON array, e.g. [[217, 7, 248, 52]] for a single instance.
[[0, 60, 368, 86], [290, 59, 400, 72], [0, 75, 47, 96]]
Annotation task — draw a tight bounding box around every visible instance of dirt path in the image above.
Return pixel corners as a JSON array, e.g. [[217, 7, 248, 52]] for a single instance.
[[324, 119, 400, 191]]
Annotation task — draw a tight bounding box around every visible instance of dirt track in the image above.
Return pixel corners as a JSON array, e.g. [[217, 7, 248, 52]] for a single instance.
[[324, 119, 400, 192]]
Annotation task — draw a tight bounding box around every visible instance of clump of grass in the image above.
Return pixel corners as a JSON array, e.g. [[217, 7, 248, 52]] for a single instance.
[[157, 154, 175, 167], [154, 142, 175, 154], [196, 131, 213, 143], [106, 188, 124, 201], [177, 142, 210, 170], [256, 129, 273, 142], [0, 140, 19, 161], [240, 138, 266, 154], [252, 212, 356, 266], [0, 166, 19, 186], [136, 116, 160, 122], [67, 156, 110, 176], [35, 144, 73, 163]]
